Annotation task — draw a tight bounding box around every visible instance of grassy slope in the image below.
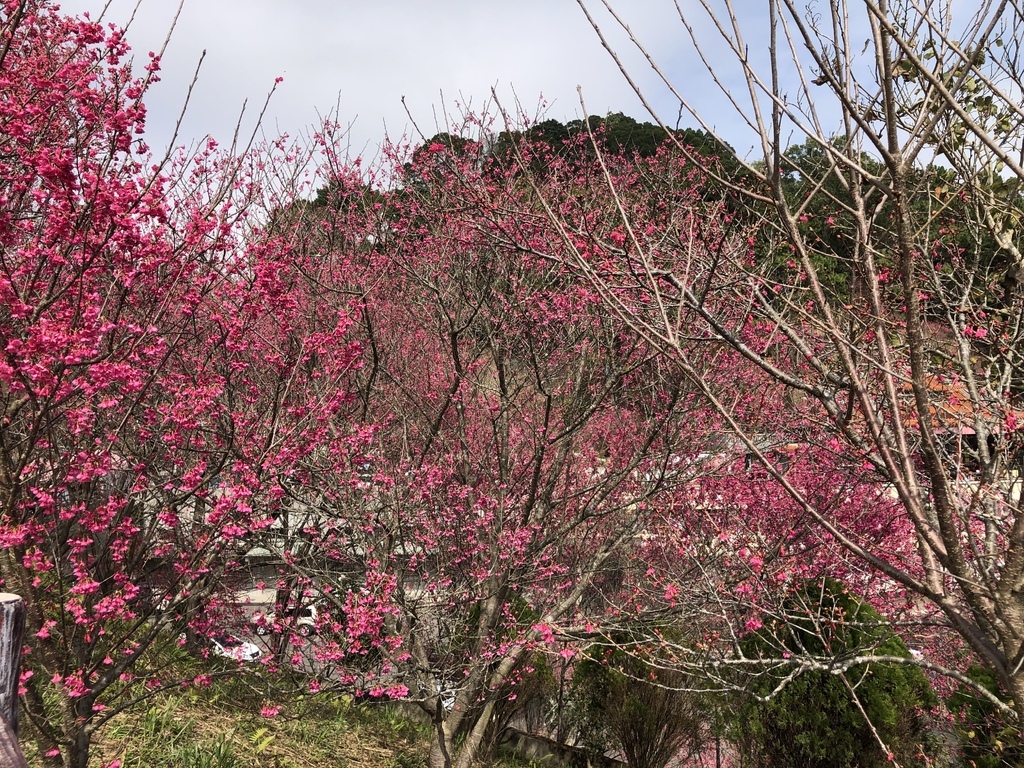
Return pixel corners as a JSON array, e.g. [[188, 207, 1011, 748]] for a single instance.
[[23, 671, 537, 768], [91, 689, 427, 768]]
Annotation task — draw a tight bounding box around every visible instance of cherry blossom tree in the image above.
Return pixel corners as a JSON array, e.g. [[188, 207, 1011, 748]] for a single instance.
[[262, 129, 743, 768], [563, 0, 1024, 731], [0, 4, 364, 765]]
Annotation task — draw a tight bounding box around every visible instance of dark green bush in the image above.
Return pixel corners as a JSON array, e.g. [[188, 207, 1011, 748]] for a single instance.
[[733, 578, 938, 768]]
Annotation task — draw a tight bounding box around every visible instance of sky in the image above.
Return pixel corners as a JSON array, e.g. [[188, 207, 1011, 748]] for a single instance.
[[57, 0, 767, 163]]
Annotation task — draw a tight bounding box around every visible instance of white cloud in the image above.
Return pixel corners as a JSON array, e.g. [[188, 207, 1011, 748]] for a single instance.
[[59, 0, 706, 158]]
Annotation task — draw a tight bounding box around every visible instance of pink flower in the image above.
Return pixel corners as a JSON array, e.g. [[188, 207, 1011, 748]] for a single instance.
[[260, 705, 280, 718], [532, 623, 555, 643]]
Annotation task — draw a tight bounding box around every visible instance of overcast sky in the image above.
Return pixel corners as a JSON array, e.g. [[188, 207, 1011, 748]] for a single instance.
[[57, 0, 770, 162]]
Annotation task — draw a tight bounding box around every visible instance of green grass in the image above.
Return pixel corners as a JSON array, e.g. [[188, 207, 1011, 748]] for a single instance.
[[84, 675, 432, 768], [21, 656, 549, 768]]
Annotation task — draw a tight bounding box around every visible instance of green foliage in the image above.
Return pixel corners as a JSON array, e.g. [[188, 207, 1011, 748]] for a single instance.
[[948, 665, 1024, 768], [181, 733, 237, 768], [733, 579, 937, 768], [569, 631, 706, 768], [524, 118, 571, 149], [565, 112, 666, 158], [760, 134, 1019, 310], [490, 113, 732, 167], [413, 132, 477, 161], [311, 179, 386, 213], [754, 136, 882, 300]]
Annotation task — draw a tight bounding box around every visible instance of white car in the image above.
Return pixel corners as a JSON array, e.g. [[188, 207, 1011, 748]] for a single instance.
[[252, 604, 318, 637], [209, 633, 261, 662]]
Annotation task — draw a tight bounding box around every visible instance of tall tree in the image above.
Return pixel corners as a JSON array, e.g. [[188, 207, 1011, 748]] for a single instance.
[[564, 0, 1024, 731], [0, 4, 363, 765], [274, 133, 735, 768]]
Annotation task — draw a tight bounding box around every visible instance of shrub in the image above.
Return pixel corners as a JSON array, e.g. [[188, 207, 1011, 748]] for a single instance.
[[733, 578, 938, 768], [569, 630, 707, 768]]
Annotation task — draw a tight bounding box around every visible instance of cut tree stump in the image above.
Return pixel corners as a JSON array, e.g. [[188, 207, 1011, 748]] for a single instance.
[[0, 594, 28, 768]]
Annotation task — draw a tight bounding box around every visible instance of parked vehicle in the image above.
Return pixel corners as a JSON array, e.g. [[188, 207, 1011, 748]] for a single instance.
[[209, 633, 262, 662], [252, 603, 318, 637]]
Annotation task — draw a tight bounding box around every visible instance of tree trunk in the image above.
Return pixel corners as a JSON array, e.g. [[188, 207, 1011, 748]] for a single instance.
[[427, 711, 458, 768], [0, 593, 25, 738], [0, 716, 28, 768], [1007, 669, 1024, 737], [453, 698, 498, 768], [0, 594, 28, 768]]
